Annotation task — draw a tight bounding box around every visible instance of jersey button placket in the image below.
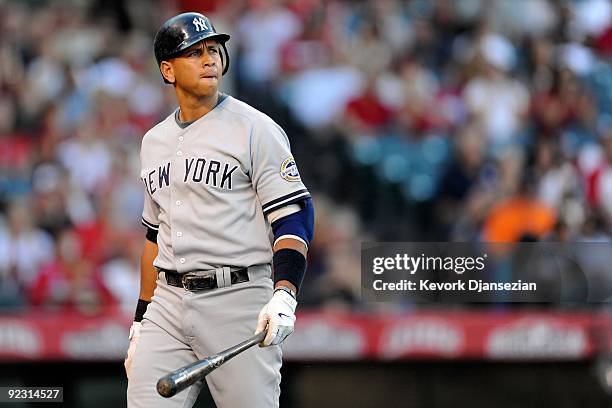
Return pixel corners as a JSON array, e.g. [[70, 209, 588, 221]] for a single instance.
[[172, 132, 186, 271], [174, 198, 184, 268], [177, 131, 184, 155]]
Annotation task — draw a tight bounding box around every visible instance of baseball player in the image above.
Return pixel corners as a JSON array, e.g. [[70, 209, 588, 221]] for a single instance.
[[124, 12, 314, 408]]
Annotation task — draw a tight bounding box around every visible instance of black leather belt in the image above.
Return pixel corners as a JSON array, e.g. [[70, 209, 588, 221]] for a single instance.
[[159, 268, 249, 291]]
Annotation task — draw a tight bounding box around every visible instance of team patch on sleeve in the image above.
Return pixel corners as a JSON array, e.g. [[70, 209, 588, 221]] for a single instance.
[[280, 156, 301, 182]]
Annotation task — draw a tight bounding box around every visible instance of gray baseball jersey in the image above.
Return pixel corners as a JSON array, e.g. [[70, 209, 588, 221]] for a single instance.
[[140, 95, 310, 272]]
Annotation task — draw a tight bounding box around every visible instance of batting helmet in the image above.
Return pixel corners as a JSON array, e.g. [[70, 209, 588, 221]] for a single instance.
[[153, 12, 231, 83]]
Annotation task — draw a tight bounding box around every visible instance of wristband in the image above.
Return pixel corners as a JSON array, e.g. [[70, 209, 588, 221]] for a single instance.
[[146, 227, 158, 243], [134, 299, 150, 322], [273, 248, 306, 293]]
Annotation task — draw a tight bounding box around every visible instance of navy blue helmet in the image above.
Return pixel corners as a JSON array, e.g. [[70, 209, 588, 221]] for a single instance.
[[153, 12, 230, 83]]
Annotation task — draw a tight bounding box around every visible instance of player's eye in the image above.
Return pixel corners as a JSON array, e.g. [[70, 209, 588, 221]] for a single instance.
[[209, 48, 218, 54], [188, 49, 201, 57]]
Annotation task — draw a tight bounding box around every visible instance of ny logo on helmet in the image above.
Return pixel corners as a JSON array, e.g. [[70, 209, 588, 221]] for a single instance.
[[192, 17, 209, 32]]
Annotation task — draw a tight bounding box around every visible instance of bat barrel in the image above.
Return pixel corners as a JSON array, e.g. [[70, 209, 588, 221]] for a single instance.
[[156, 331, 267, 398], [156, 358, 216, 398]]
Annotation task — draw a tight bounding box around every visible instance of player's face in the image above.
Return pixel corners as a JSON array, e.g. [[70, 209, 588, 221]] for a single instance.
[[167, 39, 222, 97]]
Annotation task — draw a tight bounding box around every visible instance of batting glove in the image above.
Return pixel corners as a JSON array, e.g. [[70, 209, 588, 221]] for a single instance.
[[255, 288, 297, 347], [124, 321, 142, 378]]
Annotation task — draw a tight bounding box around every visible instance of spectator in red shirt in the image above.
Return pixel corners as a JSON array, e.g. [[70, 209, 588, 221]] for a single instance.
[[28, 228, 116, 313], [531, 68, 595, 137], [343, 76, 394, 137]]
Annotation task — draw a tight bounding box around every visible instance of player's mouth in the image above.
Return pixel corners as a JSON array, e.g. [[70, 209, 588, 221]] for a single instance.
[[200, 72, 218, 79]]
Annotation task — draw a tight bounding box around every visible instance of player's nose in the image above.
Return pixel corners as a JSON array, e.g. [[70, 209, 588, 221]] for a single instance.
[[200, 50, 216, 67]]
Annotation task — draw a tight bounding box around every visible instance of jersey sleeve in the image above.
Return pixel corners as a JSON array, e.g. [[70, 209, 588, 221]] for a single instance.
[[140, 137, 161, 231], [250, 119, 310, 216], [141, 191, 160, 231]]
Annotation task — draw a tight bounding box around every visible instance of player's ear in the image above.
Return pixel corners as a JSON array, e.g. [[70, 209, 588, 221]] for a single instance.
[[160, 61, 176, 84]]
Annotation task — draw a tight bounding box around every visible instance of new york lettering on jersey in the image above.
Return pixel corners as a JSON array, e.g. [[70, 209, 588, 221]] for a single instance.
[[183, 157, 238, 189], [141, 157, 239, 194]]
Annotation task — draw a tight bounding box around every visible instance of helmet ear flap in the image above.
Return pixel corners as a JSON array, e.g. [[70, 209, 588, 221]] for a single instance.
[[220, 43, 230, 76]]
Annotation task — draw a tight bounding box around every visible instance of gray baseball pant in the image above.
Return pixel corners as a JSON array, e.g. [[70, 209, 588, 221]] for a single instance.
[[126, 265, 282, 407]]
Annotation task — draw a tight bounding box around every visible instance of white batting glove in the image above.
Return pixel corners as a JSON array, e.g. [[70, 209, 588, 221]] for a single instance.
[[124, 321, 142, 378], [255, 288, 297, 347]]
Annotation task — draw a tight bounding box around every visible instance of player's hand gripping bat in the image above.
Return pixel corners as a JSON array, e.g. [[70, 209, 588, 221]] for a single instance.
[[156, 330, 267, 398]]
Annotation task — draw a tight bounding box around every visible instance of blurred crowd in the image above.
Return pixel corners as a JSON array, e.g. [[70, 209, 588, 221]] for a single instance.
[[0, 0, 611, 312]]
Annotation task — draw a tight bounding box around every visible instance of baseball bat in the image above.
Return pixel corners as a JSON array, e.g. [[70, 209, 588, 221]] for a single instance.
[[156, 330, 267, 398]]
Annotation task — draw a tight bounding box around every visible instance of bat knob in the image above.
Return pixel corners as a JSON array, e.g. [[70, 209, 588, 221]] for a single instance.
[[157, 376, 177, 398]]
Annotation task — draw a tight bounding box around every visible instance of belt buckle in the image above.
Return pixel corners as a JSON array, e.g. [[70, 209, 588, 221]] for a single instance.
[[181, 271, 216, 291], [181, 273, 196, 291]]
